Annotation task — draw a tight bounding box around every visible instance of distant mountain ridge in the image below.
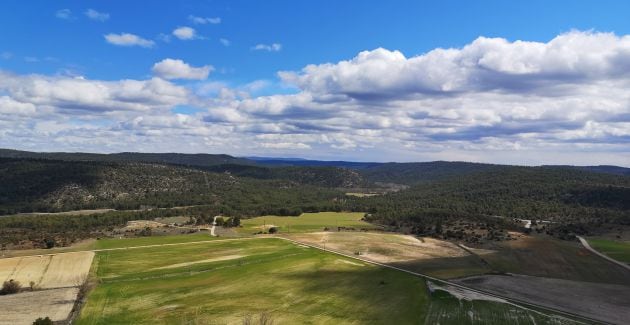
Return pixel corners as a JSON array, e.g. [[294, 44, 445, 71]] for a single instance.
[[0, 149, 252, 167], [1, 149, 628, 185]]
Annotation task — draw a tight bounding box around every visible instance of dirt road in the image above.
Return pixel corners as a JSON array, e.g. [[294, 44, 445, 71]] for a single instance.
[[577, 236, 630, 271]]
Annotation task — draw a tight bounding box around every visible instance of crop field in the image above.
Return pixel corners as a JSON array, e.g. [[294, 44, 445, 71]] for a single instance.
[[77, 238, 428, 324], [286, 232, 490, 279], [76, 237, 580, 324], [237, 211, 377, 234], [0, 251, 94, 288], [1, 251, 94, 324], [587, 238, 630, 263], [424, 288, 576, 325]]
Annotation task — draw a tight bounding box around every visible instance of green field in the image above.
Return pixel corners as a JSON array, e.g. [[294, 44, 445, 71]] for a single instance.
[[94, 233, 218, 250], [588, 238, 630, 263], [237, 212, 377, 234], [78, 237, 580, 324], [79, 238, 428, 324]]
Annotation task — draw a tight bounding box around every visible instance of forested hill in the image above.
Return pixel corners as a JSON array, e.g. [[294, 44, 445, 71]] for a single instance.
[[0, 158, 344, 215], [358, 161, 505, 185], [0, 149, 251, 167], [204, 164, 366, 188], [354, 166, 630, 236]]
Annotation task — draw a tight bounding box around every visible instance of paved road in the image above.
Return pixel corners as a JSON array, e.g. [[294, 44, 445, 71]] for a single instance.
[[577, 236, 630, 271]]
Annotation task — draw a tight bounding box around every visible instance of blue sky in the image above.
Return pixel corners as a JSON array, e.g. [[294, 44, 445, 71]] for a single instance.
[[1, 1, 630, 165]]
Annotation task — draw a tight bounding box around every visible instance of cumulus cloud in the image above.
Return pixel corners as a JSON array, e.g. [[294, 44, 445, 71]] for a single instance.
[[173, 27, 197, 40], [0, 71, 188, 113], [219, 38, 231, 47], [85, 9, 110, 22], [152, 59, 213, 80], [188, 15, 221, 24], [104, 33, 155, 48], [3, 31, 630, 165], [279, 31, 630, 98], [252, 43, 282, 52]]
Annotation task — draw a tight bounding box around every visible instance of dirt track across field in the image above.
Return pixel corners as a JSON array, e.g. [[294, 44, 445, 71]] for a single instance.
[[455, 273, 630, 325], [577, 236, 630, 271]]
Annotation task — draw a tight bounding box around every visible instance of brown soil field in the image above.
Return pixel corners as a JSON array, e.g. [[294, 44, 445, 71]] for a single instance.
[[455, 274, 630, 325], [285, 232, 490, 278], [288, 232, 467, 262], [0, 287, 79, 325]]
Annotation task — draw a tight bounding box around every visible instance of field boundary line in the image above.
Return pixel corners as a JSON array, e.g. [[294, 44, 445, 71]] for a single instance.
[[3, 236, 268, 259], [577, 236, 630, 271], [278, 236, 607, 325]]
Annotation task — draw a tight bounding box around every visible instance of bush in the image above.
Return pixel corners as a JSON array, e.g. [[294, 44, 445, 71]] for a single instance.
[[33, 317, 53, 325], [268, 227, 278, 234], [0, 279, 22, 295]]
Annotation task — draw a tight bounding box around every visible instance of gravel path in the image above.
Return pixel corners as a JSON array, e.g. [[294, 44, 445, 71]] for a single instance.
[[577, 236, 630, 271]]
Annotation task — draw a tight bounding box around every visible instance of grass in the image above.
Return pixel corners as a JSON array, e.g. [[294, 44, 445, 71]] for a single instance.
[[424, 290, 578, 325], [237, 211, 376, 234], [77, 238, 428, 324], [77, 237, 582, 324], [587, 238, 630, 263], [94, 233, 219, 250]]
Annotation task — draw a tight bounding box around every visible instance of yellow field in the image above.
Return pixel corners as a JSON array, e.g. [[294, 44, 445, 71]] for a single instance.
[[39, 252, 94, 288], [0, 251, 95, 325], [0, 251, 94, 288]]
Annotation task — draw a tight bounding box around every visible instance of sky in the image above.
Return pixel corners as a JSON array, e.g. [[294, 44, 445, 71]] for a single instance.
[[1, 0, 630, 166]]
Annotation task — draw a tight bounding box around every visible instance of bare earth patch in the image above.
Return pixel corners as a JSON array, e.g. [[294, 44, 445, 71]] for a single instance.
[[0, 287, 79, 325], [455, 273, 630, 325], [287, 232, 469, 263], [124, 220, 167, 229]]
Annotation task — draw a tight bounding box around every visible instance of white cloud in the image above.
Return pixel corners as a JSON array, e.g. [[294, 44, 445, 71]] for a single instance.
[[152, 59, 213, 80], [252, 43, 282, 52], [0, 96, 37, 117], [104, 33, 155, 48], [188, 15, 221, 24], [219, 38, 231, 47], [0, 71, 189, 113], [279, 31, 630, 98], [1, 52, 12, 60], [85, 9, 110, 22], [55, 9, 73, 20], [3, 31, 630, 166], [173, 27, 197, 40]]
